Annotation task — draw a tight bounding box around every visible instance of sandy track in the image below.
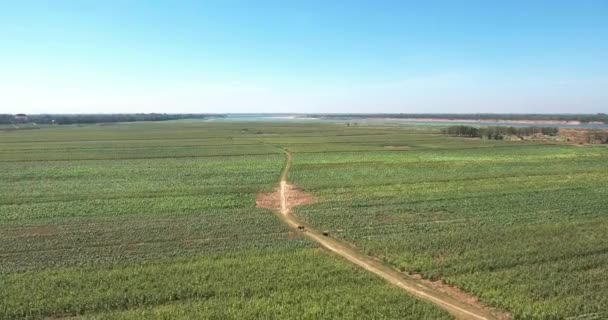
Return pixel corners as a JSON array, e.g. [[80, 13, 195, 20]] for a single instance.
[[273, 149, 507, 320]]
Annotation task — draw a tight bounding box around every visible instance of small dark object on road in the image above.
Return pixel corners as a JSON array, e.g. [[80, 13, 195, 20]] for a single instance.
[[322, 231, 329, 236], [297, 226, 305, 231]]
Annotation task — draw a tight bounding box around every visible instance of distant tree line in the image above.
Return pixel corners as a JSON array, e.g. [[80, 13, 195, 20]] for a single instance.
[[307, 113, 608, 124], [441, 125, 559, 140], [0, 114, 14, 124], [0, 113, 225, 125]]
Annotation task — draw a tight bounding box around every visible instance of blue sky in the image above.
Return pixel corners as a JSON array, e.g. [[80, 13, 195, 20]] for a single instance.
[[1, 0, 607, 114]]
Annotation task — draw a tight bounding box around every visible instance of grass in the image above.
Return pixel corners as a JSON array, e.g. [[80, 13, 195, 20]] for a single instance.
[[0, 122, 450, 319]]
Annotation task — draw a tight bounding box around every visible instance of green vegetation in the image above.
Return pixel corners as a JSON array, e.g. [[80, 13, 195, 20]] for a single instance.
[[441, 125, 559, 139], [2, 121, 607, 319], [0, 122, 449, 319], [287, 128, 608, 319]]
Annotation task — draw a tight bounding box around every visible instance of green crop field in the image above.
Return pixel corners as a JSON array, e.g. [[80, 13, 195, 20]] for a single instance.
[[286, 125, 608, 319], [1, 121, 607, 319], [0, 122, 449, 320]]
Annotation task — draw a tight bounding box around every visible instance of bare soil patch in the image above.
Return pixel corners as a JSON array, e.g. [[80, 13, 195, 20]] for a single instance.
[[256, 183, 315, 212], [285, 184, 315, 208], [256, 188, 281, 211]]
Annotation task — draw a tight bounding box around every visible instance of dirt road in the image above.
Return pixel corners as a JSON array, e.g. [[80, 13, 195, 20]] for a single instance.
[[273, 149, 507, 320]]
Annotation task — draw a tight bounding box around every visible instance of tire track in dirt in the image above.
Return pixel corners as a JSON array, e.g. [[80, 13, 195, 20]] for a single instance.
[[267, 148, 508, 320]]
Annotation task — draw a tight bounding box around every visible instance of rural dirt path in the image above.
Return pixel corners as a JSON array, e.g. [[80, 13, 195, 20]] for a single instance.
[[271, 149, 507, 320]]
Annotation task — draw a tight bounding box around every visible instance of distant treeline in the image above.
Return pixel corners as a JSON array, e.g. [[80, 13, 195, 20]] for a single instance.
[[0, 114, 15, 124], [0, 113, 224, 125], [442, 125, 559, 140], [308, 113, 608, 124]]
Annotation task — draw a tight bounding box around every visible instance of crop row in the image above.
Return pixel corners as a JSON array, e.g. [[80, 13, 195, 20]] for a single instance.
[[0, 248, 451, 319]]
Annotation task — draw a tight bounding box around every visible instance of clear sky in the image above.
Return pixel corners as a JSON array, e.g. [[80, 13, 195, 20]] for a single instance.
[[1, 0, 607, 114]]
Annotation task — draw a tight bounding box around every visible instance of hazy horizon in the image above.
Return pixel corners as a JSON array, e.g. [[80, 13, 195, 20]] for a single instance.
[[5, 112, 608, 116], [1, 1, 607, 114]]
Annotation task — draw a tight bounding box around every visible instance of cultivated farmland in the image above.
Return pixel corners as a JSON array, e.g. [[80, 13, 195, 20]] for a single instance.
[[287, 125, 608, 319], [0, 122, 449, 319], [1, 121, 607, 319]]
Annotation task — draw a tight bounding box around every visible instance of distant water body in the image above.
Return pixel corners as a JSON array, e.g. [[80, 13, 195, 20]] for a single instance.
[[206, 115, 318, 122], [207, 115, 608, 129], [374, 119, 608, 129]]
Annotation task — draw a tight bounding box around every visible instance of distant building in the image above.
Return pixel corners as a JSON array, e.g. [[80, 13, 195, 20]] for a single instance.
[[13, 114, 29, 123]]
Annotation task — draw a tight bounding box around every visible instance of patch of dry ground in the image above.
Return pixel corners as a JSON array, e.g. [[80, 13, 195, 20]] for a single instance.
[[256, 183, 315, 212]]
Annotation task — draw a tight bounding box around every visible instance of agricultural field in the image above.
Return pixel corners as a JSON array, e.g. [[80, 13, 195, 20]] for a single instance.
[[286, 126, 608, 319], [0, 122, 451, 319], [1, 120, 607, 319]]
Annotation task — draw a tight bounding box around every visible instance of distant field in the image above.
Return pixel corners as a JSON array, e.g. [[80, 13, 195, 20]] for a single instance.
[[1, 121, 607, 319], [0, 123, 449, 319]]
